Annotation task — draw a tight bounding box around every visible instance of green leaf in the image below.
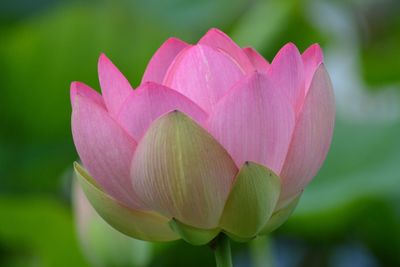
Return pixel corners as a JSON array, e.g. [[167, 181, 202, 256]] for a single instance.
[[0, 196, 89, 267], [74, 162, 179, 242], [169, 219, 220, 246], [219, 162, 281, 239]]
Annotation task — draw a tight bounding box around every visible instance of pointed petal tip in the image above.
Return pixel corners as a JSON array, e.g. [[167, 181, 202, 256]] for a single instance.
[[285, 42, 298, 49], [164, 37, 188, 46], [98, 53, 118, 73], [279, 42, 301, 55], [97, 53, 109, 68], [70, 81, 104, 108], [303, 43, 324, 61], [204, 27, 225, 35]]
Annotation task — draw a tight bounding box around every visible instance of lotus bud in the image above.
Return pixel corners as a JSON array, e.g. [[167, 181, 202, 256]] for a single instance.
[[73, 181, 152, 266], [71, 28, 335, 245]]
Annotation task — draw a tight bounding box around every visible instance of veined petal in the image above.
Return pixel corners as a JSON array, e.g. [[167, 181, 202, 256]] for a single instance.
[[70, 81, 104, 107], [141, 38, 189, 84], [74, 163, 179, 242], [71, 94, 142, 209], [198, 28, 254, 73], [207, 72, 295, 174], [163, 44, 244, 112], [259, 193, 301, 235], [117, 82, 208, 140], [280, 64, 335, 202], [243, 47, 270, 72], [219, 162, 281, 238], [169, 219, 220, 246], [302, 44, 323, 93], [98, 54, 134, 117], [131, 111, 238, 229], [268, 43, 304, 113]]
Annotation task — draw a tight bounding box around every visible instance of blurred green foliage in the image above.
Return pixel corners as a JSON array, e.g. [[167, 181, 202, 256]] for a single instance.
[[0, 0, 399, 266]]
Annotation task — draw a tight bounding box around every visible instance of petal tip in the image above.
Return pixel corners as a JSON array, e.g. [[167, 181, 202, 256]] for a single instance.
[[165, 37, 187, 46], [282, 42, 300, 54], [98, 53, 107, 66], [304, 43, 324, 62]]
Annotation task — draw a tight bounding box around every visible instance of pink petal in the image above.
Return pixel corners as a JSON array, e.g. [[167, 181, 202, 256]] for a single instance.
[[70, 81, 104, 107], [198, 28, 254, 73], [243, 47, 270, 72], [98, 54, 134, 117], [163, 44, 244, 112], [117, 82, 208, 140], [71, 94, 143, 210], [302, 44, 323, 93], [207, 72, 295, 174], [280, 64, 335, 202], [141, 38, 189, 84], [268, 43, 304, 113]]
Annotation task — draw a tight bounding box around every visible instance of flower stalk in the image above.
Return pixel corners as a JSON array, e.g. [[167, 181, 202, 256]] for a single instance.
[[211, 233, 233, 267]]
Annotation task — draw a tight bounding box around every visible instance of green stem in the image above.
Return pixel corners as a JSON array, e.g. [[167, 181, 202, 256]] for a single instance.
[[211, 233, 233, 267]]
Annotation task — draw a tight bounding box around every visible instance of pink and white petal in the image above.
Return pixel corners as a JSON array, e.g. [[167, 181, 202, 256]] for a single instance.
[[302, 44, 323, 93], [207, 73, 295, 174], [163, 44, 244, 112], [131, 111, 238, 229], [98, 54, 134, 117], [243, 47, 270, 72], [141, 38, 189, 84], [117, 82, 208, 140], [198, 28, 254, 73], [70, 81, 104, 107], [279, 64, 335, 202], [268, 43, 304, 113], [72, 94, 143, 210]]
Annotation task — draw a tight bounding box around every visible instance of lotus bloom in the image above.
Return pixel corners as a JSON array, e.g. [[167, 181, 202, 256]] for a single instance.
[[71, 28, 335, 245]]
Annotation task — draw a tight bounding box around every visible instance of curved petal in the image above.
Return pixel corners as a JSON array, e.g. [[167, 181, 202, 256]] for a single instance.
[[98, 54, 134, 117], [280, 64, 335, 202], [131, 111, 238, 229], [169, 219, 220, 246], [141, 38, 189, 84], [74, 163, 179, 242], [198, 28, 254, 73], [268, 43, 304, 113], [207, 72, 295, 174], [219, 162, 281, 238], [259, 193, 301, 235], [71, 94, 142, 209], [163, 44, 244, 112], [243, 47, 270, 72], [70, 81, 104, 108], [302, 44, 323, 93], [117, 82, 208, 140]]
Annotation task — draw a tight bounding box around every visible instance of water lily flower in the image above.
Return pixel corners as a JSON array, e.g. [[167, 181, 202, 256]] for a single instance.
[[71, 28, 335, 248]]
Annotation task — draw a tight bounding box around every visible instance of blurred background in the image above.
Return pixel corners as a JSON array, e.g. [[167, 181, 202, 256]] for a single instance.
[[1, 0, 399, 266]]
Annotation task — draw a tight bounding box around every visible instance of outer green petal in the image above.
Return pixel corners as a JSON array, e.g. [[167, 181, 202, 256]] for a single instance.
[[169, 219, 220, 246], [259, 194, 301, 235], [74, 162, 179, 242], [219, 162, 281, 239], [131, 111, 238, 229], [223, 231, 255, 243]]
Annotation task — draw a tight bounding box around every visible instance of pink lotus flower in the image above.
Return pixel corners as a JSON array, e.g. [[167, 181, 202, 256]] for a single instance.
[[71, 28, 335, 245]]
